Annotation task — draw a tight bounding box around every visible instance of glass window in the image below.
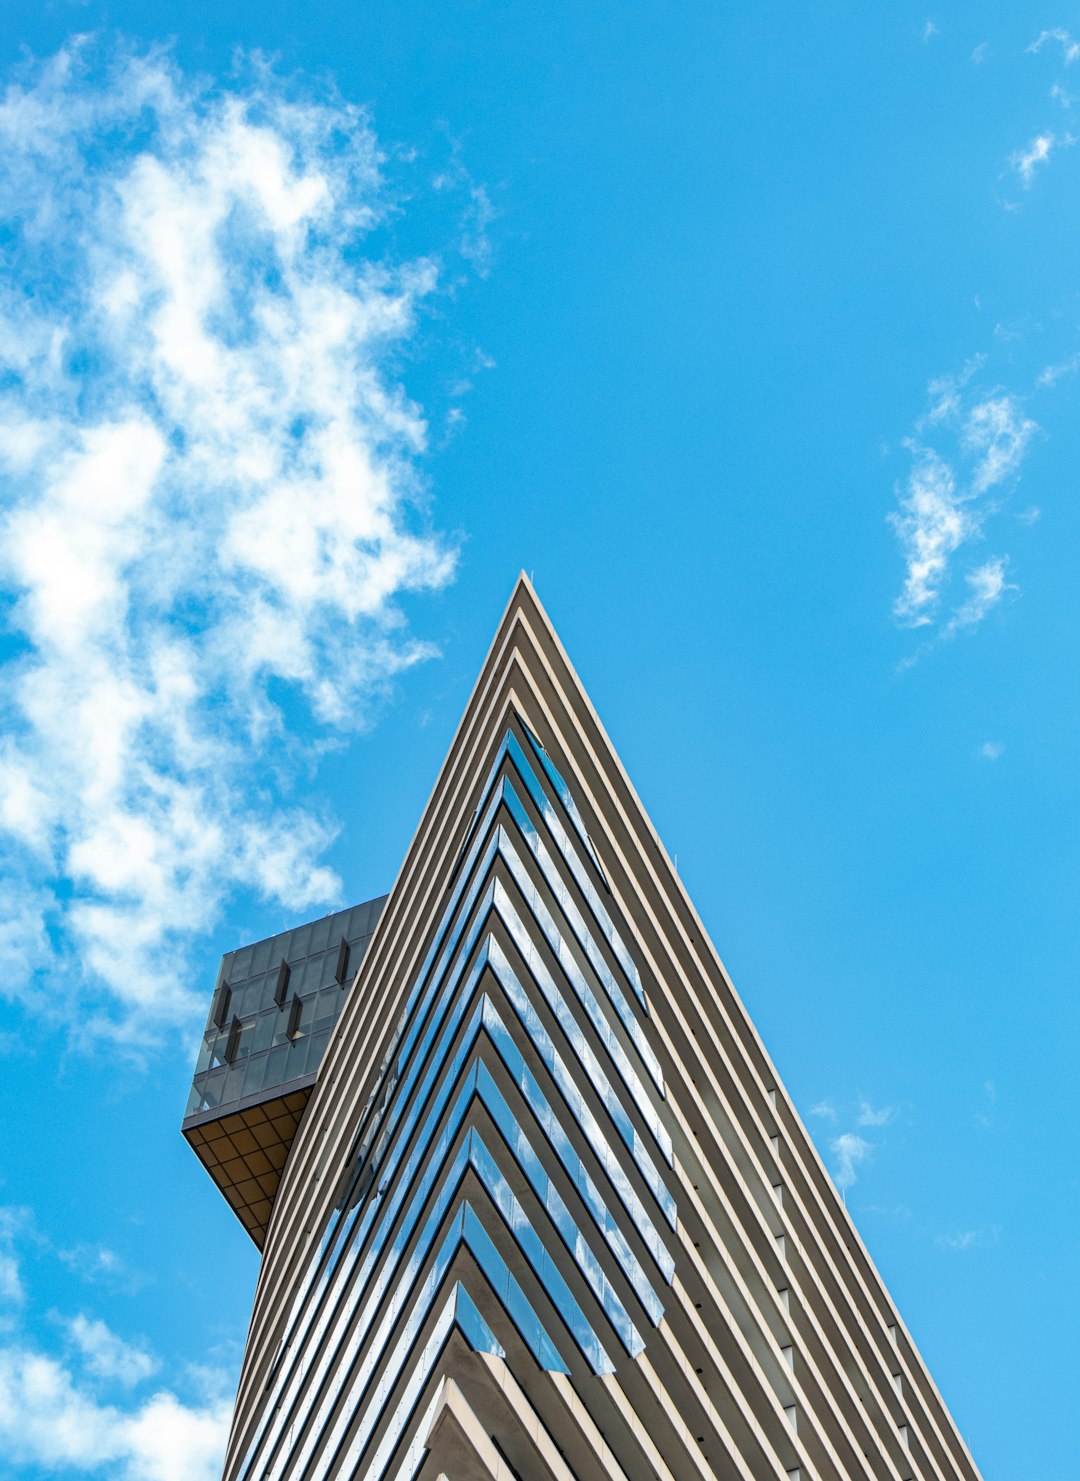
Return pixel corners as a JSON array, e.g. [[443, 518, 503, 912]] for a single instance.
[[313, 988, 338, 1031], [197, 1067, 224, 1108], [289, 922, 313, 961], [230, 945, 252, 980], [309, 913, 332, 955], [265, 1043, 289, 1088], [293, 958, 317, 994], [242, 1053, 269, 1097], [307, 1027, 330, 1067], [231, 983, 257, 1018], [252, 1012, 275, 1053], [235, 1018, 256, 1059], [223, 1064, 245, 1103], [285, 1036, 311, 1081]]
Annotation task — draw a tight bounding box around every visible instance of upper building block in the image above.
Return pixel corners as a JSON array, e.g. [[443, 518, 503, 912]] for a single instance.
[[182, 896, 386, 1247]]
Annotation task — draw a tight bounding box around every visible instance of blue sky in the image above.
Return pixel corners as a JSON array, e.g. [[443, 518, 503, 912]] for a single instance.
[[0, 4, 1075, 1476]]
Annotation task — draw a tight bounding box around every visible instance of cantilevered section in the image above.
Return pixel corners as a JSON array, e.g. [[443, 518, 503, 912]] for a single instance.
[[214, 575, 982, 1481], [183, 897, 385, 1248]]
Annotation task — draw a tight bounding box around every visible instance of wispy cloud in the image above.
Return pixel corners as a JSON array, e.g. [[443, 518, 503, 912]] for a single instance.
[[810, 1096, 902, 1192], [0, 1208, 29, 1307], [936, 1225, 1000, 1252], [941, 557, 1015, 637], [889, 369, 1035, 646], [0, 41, 475, 1042], [66, 1315, 159, 1388], [1009, 130, 1072, 187], [855, 1098, 896, 1128], [58, 1243, 146, 1295], [0, 1252, 22, 1306], [831, 1131, 873, 1191], [1036, 352, 1080, 387], [431, 131, 498, 278], [922, 21, 939, 43], [976, 1078, 997, 1127], [977, 740, 1005, 761], [1028, 27, 1080, 65]]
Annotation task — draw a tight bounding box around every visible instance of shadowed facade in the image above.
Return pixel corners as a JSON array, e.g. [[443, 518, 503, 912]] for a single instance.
[[187, 575, 982, 1481]]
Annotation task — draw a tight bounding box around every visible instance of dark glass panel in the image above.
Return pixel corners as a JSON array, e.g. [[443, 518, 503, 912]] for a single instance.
[[289, 922, 313, 961], [243, 1054, 269, 1097], [306, 1027, 330, 1067], [200, 1068, 225, 1109], [313, 988, 338, 1032], [285, 1036, 311, 1081], [309, 914, 332, 954], [265, 1043, 289, 1087], [230, 945, 253, 980], [252, 1013, 275, 1053]]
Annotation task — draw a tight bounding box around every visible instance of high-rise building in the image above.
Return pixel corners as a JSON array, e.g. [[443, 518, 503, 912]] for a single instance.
[[184, 575, 982, 1481]]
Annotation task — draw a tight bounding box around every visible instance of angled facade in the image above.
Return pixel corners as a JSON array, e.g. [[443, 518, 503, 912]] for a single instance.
[[186, 575, 982, 1480]]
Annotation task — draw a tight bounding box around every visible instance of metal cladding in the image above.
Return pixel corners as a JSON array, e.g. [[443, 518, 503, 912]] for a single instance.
[[214, 575, 982, 1481]]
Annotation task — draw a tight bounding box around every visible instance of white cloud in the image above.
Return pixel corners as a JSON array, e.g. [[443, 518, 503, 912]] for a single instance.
[[890, 376, 1036, 642], [0, 1207, 30, 1307], [68, 1314, 159, 1387], [942, 557, 1015, 636], [890, 444, 970, 625], [1028, 28, 1080, 65], [0, 1210, 229, 1477], [1009, 131, 1073, 187], [809, 1098, 838, 1123], [855, 1099, 895, 1128], [831, 1132, 872, 1191], [977, 740, 1005, 761], [922, 20, 939, 43], [0, 1343, 230, 1480], [0, 41, 467, 1040], [120, 1387, 232, 1481], [972, 41, 989, 65], [963, 395, 1037, 493], [0, 1252, 23, 1305]]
